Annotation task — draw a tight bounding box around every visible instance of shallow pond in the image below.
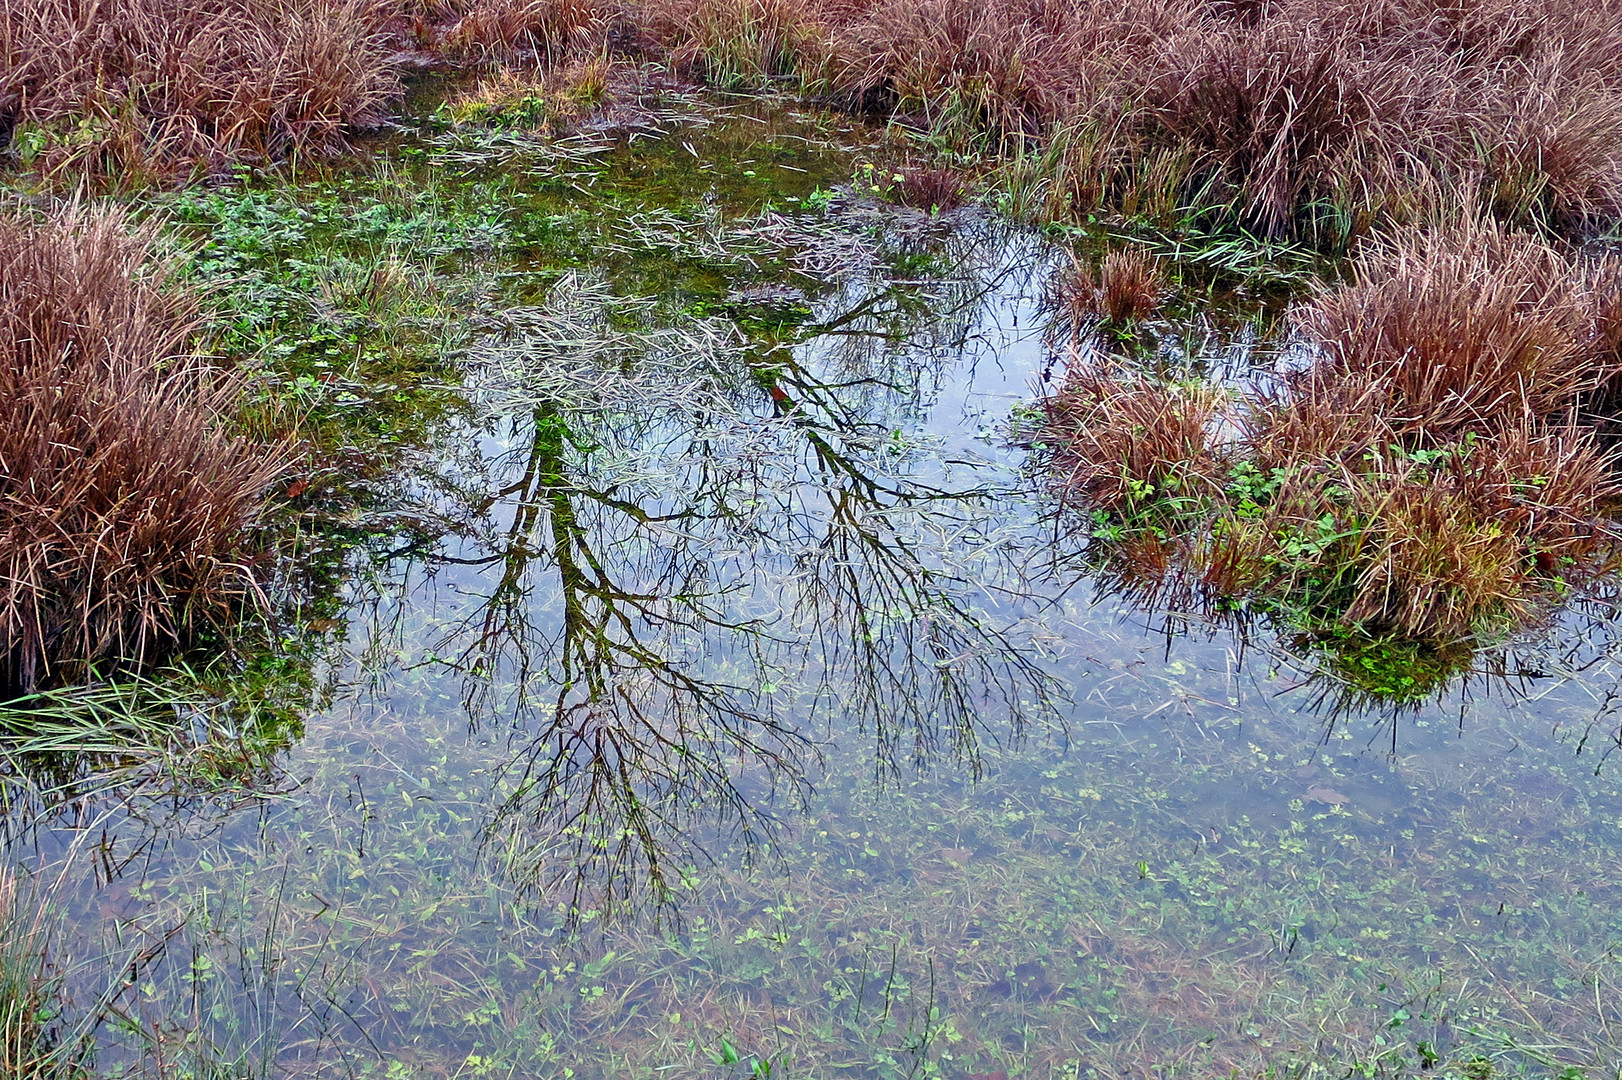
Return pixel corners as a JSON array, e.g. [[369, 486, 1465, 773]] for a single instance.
[[7, 95, 1622, 1080]]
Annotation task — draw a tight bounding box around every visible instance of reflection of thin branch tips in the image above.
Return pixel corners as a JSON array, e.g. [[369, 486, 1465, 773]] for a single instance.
[[364, 265, 1061, 918]]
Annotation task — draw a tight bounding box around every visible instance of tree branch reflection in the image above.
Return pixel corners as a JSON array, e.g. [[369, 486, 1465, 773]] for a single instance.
[[378, 265, 1059, 916]]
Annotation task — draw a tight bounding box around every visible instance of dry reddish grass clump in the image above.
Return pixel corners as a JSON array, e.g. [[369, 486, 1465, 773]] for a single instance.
[[1044, 366, 1230, 516], [1095, 249, 1165, 325], [681, 0, 1622, 237], [430, 0, 611, 63], [1581, 254, 1622, 415], [1301, 219, 1595, 436], [820, 0, 1088, 136], [1046, 220, 1622, 642], [0, 0, 399, 177], [1340, 474, 1529, 638], [637, 0, 829, 87], [1048, 249, 1167, 356], [1241, 372, 1393, 475], [5, 0, 1621, 237], [890, 166, 966, 212], [458, 0, 1622, 237], [0, 202, 292, 695]]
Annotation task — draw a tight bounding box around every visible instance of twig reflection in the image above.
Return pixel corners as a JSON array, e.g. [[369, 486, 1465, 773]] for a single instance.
[[383, 265, 1058, 915]]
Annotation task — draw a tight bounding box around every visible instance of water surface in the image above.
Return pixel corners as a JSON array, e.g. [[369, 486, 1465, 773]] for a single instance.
[[7, 97, 1622, 1080]]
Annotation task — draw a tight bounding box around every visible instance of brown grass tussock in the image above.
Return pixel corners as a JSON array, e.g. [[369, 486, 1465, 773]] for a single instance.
[[0, 0, 400, 176], [0, 202, 292, 694], [1045, 221, 1622, 642]]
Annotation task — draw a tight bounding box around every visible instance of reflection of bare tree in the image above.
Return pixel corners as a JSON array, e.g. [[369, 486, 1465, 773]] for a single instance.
[[437, 393, 808, 915], [765, 343, 1057, 778], [368, 262, 1060, 915]]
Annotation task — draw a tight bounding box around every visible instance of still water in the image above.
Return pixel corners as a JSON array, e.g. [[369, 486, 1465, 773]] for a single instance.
[[7, 98, 1622, 1080]]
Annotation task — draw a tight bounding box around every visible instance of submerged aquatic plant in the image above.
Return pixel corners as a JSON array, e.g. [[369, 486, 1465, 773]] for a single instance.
[[364, 260, 1063, 916], [0, 854, 111, 1080], [0, 201, 293, 694], [0, 869, 82, 1080], [0, 869, 50, 1078]]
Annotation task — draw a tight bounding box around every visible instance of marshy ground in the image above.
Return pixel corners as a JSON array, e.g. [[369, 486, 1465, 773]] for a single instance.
[[4, 3, 1622, 1079]]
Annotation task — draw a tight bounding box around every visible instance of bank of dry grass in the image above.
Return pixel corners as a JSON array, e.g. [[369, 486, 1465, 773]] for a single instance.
[[0, 202, 292, 695], [427, 0, 610, 63], [611, 0, 1622, 237], [0, 0, 400, 178], [5, 0, 1622, 238]]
